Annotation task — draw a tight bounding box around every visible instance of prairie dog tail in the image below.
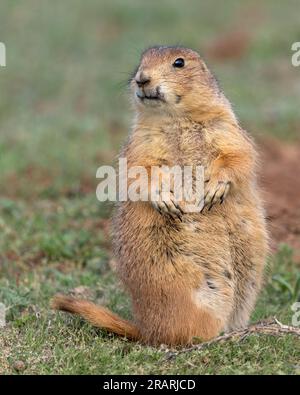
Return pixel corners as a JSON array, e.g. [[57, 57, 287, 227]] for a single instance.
[[51, 294, 140, 340]]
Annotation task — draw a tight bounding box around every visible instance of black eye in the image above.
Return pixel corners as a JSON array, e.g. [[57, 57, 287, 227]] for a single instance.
[[173, 58, 185, 68]]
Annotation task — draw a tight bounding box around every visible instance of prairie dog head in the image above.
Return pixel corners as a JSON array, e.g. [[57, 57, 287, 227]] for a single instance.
[[131, 46, 222, 118]]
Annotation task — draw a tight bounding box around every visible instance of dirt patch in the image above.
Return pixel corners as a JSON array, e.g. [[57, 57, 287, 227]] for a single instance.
[[205, 29, 251, 61], [259, 138, 300, 260], [204, 6, 264, 61]]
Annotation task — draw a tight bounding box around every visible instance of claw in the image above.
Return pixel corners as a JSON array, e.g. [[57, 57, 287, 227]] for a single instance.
[[175, 212, 182, 222], [172, 200, 185, 215], [208, 203, 214, 211], [162, 200, 169, 212]]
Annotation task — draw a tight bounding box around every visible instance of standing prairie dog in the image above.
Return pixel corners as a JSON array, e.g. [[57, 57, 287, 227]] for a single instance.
[[52, 46, 268, 346]]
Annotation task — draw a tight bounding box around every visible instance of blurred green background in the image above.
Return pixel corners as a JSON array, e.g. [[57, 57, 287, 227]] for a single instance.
[[0, 0, 300, 199], [0, 0, 300, 375]]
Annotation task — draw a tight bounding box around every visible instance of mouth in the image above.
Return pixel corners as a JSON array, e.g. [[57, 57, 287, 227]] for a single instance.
[[137, 93, 160, 101], [136, 87, 165, 103]]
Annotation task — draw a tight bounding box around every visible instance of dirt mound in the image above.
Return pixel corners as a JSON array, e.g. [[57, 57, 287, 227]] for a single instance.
[[259, 138, 300, 260]]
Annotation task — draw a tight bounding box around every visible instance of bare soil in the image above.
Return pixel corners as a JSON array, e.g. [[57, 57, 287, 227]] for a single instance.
[[259, 138, 300, 261]]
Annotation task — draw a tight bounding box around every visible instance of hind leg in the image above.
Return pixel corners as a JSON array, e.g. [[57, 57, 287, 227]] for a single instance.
[[131, 279, 228, 346], [225, 271, 263, 331], [192, 271, 235, 336], [140, 304, 224, 346], [226, 250, 266, 331]]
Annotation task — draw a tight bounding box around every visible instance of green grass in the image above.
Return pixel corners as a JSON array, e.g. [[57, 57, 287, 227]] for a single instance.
[[0, 0, 300, 375]]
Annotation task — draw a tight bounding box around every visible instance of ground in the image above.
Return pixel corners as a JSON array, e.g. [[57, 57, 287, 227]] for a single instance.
[[0, 0, 299, 375]]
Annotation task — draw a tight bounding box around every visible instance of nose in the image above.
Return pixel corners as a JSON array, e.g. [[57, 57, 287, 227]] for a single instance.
[[135, 71, 151, 87]]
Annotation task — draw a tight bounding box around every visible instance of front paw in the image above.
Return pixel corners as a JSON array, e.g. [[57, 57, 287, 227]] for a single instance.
[[201, 179, 231, 211], [151, 191, 185, 221]]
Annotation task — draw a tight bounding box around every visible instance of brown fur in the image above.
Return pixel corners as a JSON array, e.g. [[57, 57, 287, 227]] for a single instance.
[[52, 46, 268, 346]]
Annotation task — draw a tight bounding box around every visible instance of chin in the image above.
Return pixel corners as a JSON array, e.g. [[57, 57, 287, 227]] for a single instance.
[[135, 98, 163, 110]]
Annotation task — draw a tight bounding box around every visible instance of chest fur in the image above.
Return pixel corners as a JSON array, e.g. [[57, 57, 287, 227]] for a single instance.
[[134, 121, 215, 168]]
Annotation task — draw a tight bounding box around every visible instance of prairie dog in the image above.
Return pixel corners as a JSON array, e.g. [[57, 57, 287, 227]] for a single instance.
[[52, 46, 268, 346]]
